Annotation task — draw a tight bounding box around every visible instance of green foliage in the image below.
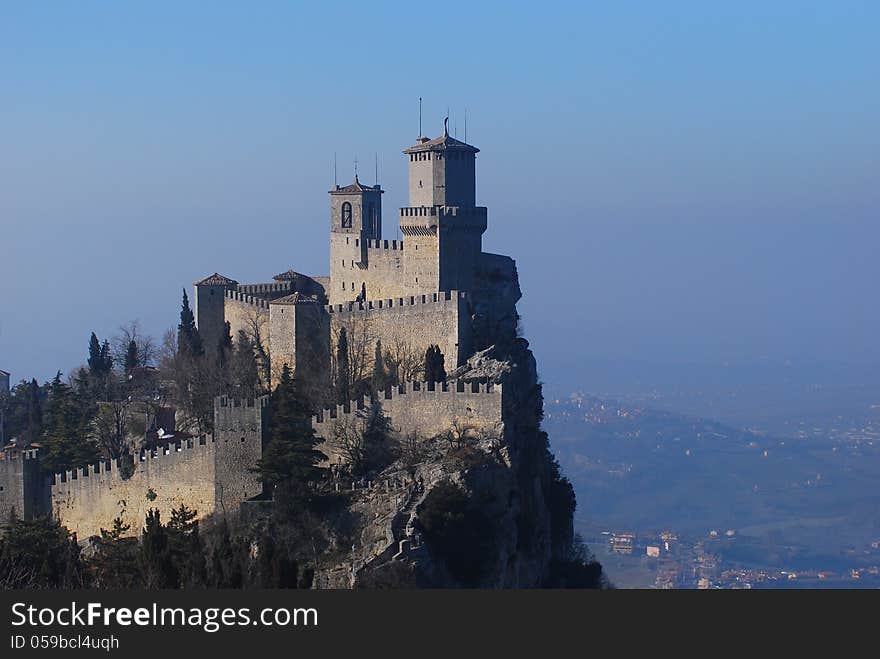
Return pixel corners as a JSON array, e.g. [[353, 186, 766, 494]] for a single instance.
[[543, 534, 608, 589], [209, 521, 243, 588], [423, 345, 446, 383], [89, 518, 140, 589], [2, 378, 44, 446], [335, 327, 350, 405], [39, 372, 100, 475], [0, 514, 84, 589], [416, 479, 497, 587], [177, 289, 203, 358], [167, 504, 207, 587], [254, 364, 325, 491], [139, 509, 176, 588]]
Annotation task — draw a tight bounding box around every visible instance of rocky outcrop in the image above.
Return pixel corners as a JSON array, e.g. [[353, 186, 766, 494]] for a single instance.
[[313, 339, 575, 588]]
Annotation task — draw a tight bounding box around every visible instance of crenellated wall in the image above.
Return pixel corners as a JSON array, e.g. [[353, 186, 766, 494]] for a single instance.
[[224, 292, 269, 346], [326, 290, 472, 371], [313, 380, 503, 463], [50, 397, 266, 539]]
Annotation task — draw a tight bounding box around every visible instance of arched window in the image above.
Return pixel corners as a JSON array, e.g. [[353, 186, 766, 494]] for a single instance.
[[341, 202, 352, 228]]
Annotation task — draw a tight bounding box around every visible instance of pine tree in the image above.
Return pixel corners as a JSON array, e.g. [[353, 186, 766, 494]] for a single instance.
[[335, 328, 350, 405], [167, 504, 206, 587], [139, 510, 176, 589], [254, 365, 325, 492], [177, 289, 203, 357], [40, 372, 100, 474], [91, 518, 139, 588]]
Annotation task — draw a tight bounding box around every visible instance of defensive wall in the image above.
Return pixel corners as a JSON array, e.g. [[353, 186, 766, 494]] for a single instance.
[[50, 397, 266, 539], [313, 380, 503, 463], [0, 449, 49, 522], [223, 290, 269, 346], [325, 290, 472, 370]]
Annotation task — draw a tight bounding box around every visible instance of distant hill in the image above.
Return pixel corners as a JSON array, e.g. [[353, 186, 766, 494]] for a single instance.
[[545, 392, 880, 572]]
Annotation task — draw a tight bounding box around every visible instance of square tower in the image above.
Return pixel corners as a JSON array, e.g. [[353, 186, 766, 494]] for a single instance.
[[329, 176, 383, 304], [400, 124, 487, 294]]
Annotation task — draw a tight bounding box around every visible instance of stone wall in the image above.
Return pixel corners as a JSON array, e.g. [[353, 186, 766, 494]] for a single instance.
[[0, 450, 49, 522], [224, 292, 269, 346], [313, 380, 503, 464], [50, 397, 266, 539], [326, 290, 472, 374]]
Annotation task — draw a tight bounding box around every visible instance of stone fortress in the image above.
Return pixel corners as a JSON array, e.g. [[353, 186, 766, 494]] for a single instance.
[[0, 122, 529, 542]]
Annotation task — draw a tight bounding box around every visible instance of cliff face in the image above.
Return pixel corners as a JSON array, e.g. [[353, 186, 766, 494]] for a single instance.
[[312, 340, 576, 588]]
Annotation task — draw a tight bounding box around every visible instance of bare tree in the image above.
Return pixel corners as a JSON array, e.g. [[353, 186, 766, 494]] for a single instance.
[[330, 314, 376, 400], [385, 336, 424, 384], [91, 401, 132, 459], [112, 320, 156, 370], [435, 415, 501, 452]]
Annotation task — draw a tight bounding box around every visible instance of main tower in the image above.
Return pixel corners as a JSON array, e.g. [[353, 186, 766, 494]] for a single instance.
[[400, 121, 486, 293]]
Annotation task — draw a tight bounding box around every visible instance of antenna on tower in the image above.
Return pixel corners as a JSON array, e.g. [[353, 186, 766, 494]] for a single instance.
[[374, 152, 378, 185], [418, 97, 422, 137], [354, 156, 358, 180]]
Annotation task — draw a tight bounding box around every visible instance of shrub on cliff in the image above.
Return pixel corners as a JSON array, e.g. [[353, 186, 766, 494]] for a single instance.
[[0, 514, 84, 589], [416, 479, 497, 587]]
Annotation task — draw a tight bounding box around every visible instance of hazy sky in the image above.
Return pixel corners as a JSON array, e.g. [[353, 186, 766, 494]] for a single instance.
[[1, 2, 878, 389]]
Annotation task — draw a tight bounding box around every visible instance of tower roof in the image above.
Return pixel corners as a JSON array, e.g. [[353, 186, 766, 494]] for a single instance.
[[403, 129, 479, 154], [270, 292, 319, 305], [195, 272, 238, 287], [273, 268, 307, 282], [329, 175, 383, 195]]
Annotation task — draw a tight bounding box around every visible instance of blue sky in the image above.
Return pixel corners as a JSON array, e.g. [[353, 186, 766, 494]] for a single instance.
[[1, 2, 878, 389]]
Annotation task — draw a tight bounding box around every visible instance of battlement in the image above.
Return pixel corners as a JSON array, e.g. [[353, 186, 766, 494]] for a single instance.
[[215, 396, 270, 411], [51, 435, 229, 487], [313, 379, 501, 425], [236, 281, 295, 297], [224, 289, 269, 309], [0, 448, 41, 462], [325, 290, 467, 315], [364, 239, 403, 251], [399, 206, 486, 219]]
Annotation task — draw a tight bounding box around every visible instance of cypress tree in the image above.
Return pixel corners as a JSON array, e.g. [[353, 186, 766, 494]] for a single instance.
[[124, 340, 139, 375], [372, 340, 389, 393], [87, 333, 103, 376], [24, 378, 43, 445], [217, 321, 233, 369], [335, 328, 350, 405], [99, 340, 113, 376], [254, 364, 325, 491], [177, 289, 203, 357]]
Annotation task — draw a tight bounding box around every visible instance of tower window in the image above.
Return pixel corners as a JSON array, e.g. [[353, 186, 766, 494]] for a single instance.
[[341, 202, 352, 228]]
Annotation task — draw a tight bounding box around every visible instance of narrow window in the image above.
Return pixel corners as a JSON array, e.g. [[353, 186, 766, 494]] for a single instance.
[[341, 201, 352, 228]]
